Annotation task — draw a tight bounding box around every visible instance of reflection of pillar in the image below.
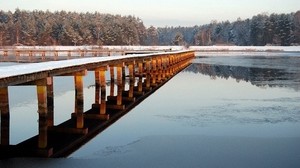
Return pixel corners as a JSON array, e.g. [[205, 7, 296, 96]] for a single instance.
[[0, 87, 9, 145], [36, 79, 48, 149], [117, 65, 123, 106], [47, 77, 54, 126], [74, 75, 84, 129]]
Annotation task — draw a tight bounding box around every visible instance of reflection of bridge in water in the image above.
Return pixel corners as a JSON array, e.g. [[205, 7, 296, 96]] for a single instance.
[[0, 51, 194, 158]]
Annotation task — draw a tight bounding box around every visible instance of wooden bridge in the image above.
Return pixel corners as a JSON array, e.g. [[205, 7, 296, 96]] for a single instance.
[[0, 50, 195, 158], [0, 48, 163, 62]]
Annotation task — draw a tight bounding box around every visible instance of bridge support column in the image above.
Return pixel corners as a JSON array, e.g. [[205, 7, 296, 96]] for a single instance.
[[47, 77, 54, 126], [157, 57, 162, 83], [145, 60, 151, 89], [94, 67, 108, 117], [100, 70, 107, 115], [54, 51, 58, 60], [15, 51, 20, 61], [137, 61, 143, 77], [117, 65, 123, 106], [68, 51, 71, 59], [127, 62, 135, 99], [41, 51, 46, 60], [151, 58, 157, 86], [128, 62, 135, 81], [0, 87, 10, 146], [110, 66, 115, 82], [36, 79, 48, 149], [74, 72, 85, 129]]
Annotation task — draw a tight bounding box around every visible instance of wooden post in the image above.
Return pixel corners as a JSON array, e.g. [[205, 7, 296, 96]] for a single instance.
[[116, 65, 123, 106], [15, 51, 20, 61], [95, 67, 107, 115], [145, 60, 151, 88], [151, 59, 157, 86], [138, 62, 143, 76], [54, 51, 58, 60], [74, 74, 84, 129], [36, 79, 48, 149], [41, 51, 46, 60], [110, 66, 115, 82], [157, 57, 162, 82], [80, 50, 84, 57], [0, 87, 10, 145], [100, 69, 106, 115], [128, 63, 135, 81], [68, 51, 71, 59], [47, 77, 54, 126], [95, 69, 101, 104]]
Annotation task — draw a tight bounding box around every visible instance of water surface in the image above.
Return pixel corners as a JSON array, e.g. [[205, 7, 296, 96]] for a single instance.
[[1, 54, 300, 168]]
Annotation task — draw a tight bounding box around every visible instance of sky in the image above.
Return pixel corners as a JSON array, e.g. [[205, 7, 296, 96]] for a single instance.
[[0, 0, 299, 27]]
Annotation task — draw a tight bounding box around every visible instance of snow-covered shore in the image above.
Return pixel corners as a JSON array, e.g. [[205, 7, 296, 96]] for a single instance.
[[189, 46, 300, 52]]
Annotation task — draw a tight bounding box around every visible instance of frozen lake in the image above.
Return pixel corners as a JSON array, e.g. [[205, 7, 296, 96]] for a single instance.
[[1, 53, 300, 168]]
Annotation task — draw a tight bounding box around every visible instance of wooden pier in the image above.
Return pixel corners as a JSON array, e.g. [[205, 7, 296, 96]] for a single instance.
[[0, 50, 195, 158], [0, 48, 161, 62]]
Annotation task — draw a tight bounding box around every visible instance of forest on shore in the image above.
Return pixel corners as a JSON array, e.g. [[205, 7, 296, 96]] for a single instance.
[[0, 9, 300, 46]]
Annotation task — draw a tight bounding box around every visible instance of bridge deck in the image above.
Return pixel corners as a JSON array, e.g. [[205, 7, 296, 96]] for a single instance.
[[0, 50, 191, 87]]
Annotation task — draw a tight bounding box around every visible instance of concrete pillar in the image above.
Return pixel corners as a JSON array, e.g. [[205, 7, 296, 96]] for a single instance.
[[138, 61, 143, 77], [145, 60, 151, 89], [47, 77, 54, 126], [116, 65, 123, 106], [54, 51, 58, 61], [74, 75, 84, 129], [110, 66, 115, 82], [41, 51, 46, 60], [128, 63, 135, 81], [68, 51, 71, 59], [36, 79, 48, 149], [95, 70, 101, 104], [95, 67, 107, 115], [157, 57, 162, 82], [151, 59, 157, 86], [15, 51, 20, 61], [100, 69, 106, 115], [0, 87, 9, 145]]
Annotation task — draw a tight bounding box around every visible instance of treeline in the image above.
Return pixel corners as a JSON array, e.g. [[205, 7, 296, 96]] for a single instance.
[[0, 9, 299, 46], [0, 9, 148, 46], [157, 11, 300, 46]]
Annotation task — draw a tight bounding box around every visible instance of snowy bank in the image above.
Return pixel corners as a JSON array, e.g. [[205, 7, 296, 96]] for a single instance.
[[189, 46, 300, 52]]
